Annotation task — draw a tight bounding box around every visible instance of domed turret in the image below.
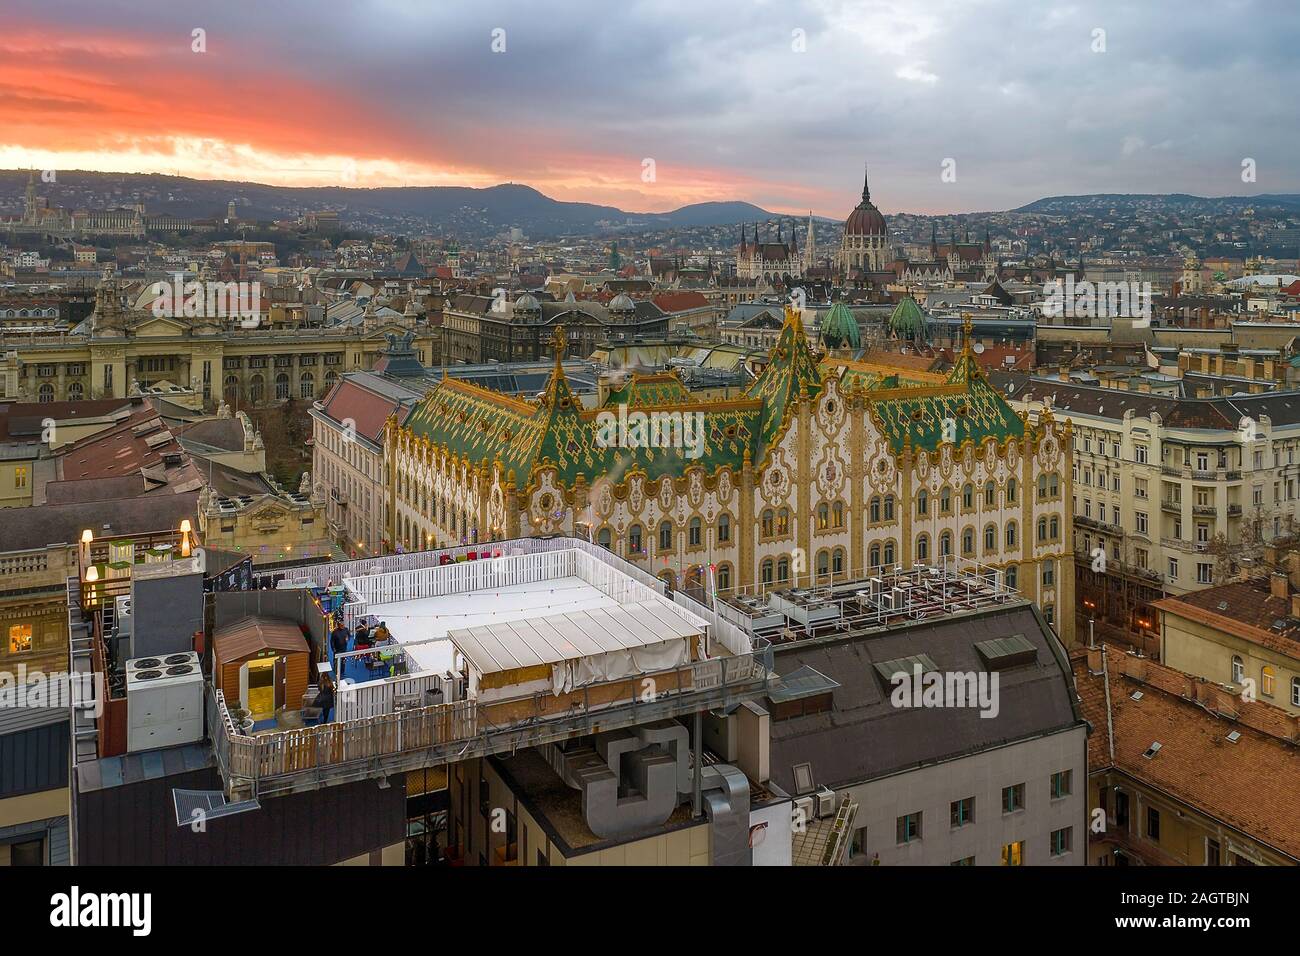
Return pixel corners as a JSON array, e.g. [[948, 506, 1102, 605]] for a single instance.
[[889, 296, 929, 344], [820, 301, 861, 350], [512, 292, 540, 321], [608, 293, 636, 326]]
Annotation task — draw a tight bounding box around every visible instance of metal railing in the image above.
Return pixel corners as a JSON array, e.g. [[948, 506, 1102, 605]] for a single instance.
[[210, 646, 772, 797]]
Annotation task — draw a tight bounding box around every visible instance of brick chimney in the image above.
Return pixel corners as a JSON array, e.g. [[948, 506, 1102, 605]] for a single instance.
[[1086, 646, 1103, 673], [1288, 551, 1300, 592], [1271, 571, 1289, 600]]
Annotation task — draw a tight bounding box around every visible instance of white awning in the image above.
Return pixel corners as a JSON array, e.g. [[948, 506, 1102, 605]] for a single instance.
[[449, 600, 702, 677]]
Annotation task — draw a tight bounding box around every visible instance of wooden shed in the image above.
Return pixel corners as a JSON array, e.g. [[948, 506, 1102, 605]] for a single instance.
[[213, 616, 310, 721]]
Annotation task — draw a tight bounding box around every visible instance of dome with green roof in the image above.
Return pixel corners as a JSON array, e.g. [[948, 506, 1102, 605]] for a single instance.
[[820, 302, 860, 350], [889, 296, 928, 343]]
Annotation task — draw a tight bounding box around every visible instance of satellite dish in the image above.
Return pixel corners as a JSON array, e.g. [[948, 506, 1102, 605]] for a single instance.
[[973, 342, 985, 354]]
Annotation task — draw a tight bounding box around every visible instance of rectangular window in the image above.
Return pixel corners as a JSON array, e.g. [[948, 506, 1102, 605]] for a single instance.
[[1206, 838, 1220, 866], [1147, 807, 1160, 841], [1135, 512, 1148, 534], [1050, 770, 1072, 799], [8, 623, 34, 654], [1050, 827, 1073, 856], [1002, 783, 1025, 813], [951, 856, 975, 866], [14, 466, 28, 490], [1135, 444, 1148, 464], [1001, 841, 1024, 866], [950, 797, 975, 828], [896, 812, 922, 844], [1197, 563, 1213, 585]]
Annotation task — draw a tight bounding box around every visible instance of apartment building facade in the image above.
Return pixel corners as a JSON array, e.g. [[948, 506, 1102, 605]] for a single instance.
[[996, 373, 1300, 634]]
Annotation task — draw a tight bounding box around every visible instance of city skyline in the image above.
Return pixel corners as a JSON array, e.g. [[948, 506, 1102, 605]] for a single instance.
[[2, 0, 1297, 216]]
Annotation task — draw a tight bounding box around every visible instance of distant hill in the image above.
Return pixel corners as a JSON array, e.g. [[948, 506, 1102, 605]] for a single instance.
[[1015, 193, 1300, 214], [0, 170, 776, 237]]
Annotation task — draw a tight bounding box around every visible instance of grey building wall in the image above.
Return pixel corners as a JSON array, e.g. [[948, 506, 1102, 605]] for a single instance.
[[0, 816, 69, 865], [840, 723, 1088, 866]]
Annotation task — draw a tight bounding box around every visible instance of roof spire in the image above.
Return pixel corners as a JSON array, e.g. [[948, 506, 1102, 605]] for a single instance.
[[861, 162, 871, 203], [961, 312, 973, 357]]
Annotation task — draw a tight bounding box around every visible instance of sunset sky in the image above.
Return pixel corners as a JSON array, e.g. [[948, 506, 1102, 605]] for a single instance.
[[2, 0, 1296, 216]]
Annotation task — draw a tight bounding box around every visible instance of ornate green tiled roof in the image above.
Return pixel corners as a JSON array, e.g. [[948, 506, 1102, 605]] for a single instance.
[[820, 302, 861, 349], [404, 330, 765, 488], [402, 317, 1027, 490], [868, 345, 1025, 453], [828, 359, 945, 393], [889, 296, 928, 341], [745, 306, 823, 448], [603, 371, 694, 408]]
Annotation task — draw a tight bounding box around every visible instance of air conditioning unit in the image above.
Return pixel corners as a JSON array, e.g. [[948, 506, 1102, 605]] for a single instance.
[[126, 653, 204, 753], [793, 796, 815, 825], [815, 787, 837, 819]]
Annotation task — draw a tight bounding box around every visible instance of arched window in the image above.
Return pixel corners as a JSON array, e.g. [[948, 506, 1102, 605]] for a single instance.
[[324, 370, 339, 390], [870, 496, 881, 523], [884, 496, 895, 521], [717, 563, 732, 593], [917, 489, 929, 516], [985, 481, 996, 507], [1037, 517, 1048, 542], [629, 524, 643, 553], [1006, 478, 1017, 504], [777, 508, 790, 535], [761, 509, 774, 537], [1231, 655, 1244, 684], [984, 524, 996, 552], [917, 534, 930, 562], [1049, 516, 1059, 539], [940, 486, 952, 514], [275, 372, 290, 401], [299, 371, 315, 399], [817, 503, 830, 530], [688, 517, 702, 547], [961, 528, 974, 556], [1262, 665, 1276, 697], [962, 483, 974, 510], [249, 374, 264, 403], [1005, 564, 1018, 589], [1037, 474, 1048, 500], [718, 513, 731, 543], [224, 375, 240, 402], [832, 501, 844, 528], [941, 531, 954, 558], [597, 527, 612, 549], [883, 540, 895, 566], [832, 547, 845, 576], [869, 543, 881, 569], [777, 556, 790, 583], [659, 520, 673, 552], [67, 381, 84, 400], [816, 549, 830, 578], [1006, 521, 1018, 547], [38, 383, 54, 403], [761, 559, 774, 586]]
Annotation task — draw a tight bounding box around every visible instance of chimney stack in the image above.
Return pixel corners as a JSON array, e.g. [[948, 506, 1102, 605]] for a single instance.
[[1270, 571, 1289, 600]]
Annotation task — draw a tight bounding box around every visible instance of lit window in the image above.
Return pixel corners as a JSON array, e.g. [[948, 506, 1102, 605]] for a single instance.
[[8, 624, 33, 654]]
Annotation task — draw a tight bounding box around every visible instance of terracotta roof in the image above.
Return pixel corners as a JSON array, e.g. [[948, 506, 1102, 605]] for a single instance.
[[0, 398, 130, 442], [1074, 646, 1300, 860], [1152, 576, 1300, 656], [213, 616, 309, 666], [650, 291, 709, 313], [318, 376, 412, 444], [58, 404, 192, 483]]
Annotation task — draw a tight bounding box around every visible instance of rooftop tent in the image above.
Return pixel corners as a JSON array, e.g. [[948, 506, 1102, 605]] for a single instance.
[[447, 600, 701, 700]]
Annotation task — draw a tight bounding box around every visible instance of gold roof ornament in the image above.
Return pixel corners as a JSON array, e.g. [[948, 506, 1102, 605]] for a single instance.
[[961, 313, 974, 355]]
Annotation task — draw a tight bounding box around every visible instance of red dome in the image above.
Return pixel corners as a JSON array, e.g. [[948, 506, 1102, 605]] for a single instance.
[[844, 200, 888, 237]]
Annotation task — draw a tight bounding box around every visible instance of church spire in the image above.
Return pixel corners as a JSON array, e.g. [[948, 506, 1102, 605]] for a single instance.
[[861, 163, 871, 203]]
